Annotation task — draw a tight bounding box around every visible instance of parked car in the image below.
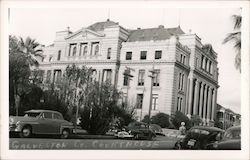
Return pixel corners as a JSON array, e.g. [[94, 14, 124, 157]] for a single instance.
[[174, 126, 224, 149], [212, 125, 241, 150], [149, 124, 165, 136], [126, 122, 156, 140], [9, 110, 74, 139]]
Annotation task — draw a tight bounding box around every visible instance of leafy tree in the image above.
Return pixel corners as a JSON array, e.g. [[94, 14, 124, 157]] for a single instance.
[[190, 114, 202, 126], [151, 113, 170, 128], [172, 111, 192, 130], [223, 14, 241, 72], [79, 81, 122, 135]]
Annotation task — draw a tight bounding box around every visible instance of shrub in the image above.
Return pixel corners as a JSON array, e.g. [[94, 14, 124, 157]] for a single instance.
[[172, 111, 192, 129], [151, 113, 170, 128]]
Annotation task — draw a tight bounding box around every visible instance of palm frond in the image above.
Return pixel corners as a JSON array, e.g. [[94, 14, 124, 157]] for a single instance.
[[232, 15, 241, 30]]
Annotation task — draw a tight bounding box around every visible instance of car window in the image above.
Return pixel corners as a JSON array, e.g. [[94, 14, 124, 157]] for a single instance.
[[224, 129, 241, 139], [53, 113, 63, 120], [24, 112, 41, 118], [43, 112, 52, 119]]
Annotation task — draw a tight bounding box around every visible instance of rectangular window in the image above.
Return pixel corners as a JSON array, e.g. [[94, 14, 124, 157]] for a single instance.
[[136, 94, 144, 109], [153, 69, 160, 86], [138, 70, 145, 86], [126, 52, 132, 60], [201, 55, 204, 69], [183, 56, 186, 64], [178, 73, 182, 90], [181, 74, 185, 90], [180, 54, 183, 63], [106, 70, 112, 82], [107, 48, 111, 59], [155, 50, 162, 59], [123, 75, 129, 86], [152, 94, 159, 110], [140, 51, 147, 60], [55, 70, 62, 83]]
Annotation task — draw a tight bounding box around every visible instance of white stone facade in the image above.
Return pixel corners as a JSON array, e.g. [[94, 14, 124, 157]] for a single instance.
[[38, 20, 219, 125]]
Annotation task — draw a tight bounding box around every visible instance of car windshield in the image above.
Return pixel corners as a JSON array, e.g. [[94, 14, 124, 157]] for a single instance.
[[24, 112, 41, 118], [223, 128, 241, 139]]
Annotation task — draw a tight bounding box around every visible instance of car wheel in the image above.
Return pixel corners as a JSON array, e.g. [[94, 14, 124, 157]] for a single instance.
[[174, 143, 182, 150], [19, 126, 32, 138], [61, 129, 70, 139]]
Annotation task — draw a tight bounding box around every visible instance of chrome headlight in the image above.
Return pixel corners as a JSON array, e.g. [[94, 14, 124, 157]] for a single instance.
[[9, 117, 14, 124], [16, 121, 20, 126]]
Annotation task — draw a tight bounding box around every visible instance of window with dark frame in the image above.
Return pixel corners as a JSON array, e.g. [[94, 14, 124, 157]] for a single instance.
[[126, 52, 132, 60], [140, 51, 147, 60], [155, 50, 162, 59], [153, 69, 160, 86], [138, 70, 145, 86], [57, 50, 61, 61], [136, 94, 143, 109], [152, 94, 159, 110], [123, 75, 129, 86], [107, 48, 111, 59]]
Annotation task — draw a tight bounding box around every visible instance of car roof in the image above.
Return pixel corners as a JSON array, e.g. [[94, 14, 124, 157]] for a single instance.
[[226, 125, 241, 131], [25, 109, 62, 115], [191, 126, 224, 132]]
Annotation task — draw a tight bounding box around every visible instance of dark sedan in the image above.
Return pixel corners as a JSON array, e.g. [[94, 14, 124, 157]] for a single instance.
[[174, 126, 224, 149], [213, 125, 241, 150], [126, 122, 156, 140]]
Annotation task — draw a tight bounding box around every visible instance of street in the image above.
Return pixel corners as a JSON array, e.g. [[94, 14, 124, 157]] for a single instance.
[[9, 136, 178, 150]]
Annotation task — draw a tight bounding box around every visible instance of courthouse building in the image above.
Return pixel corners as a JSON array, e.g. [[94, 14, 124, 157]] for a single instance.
[[38, 19, 219, 126]]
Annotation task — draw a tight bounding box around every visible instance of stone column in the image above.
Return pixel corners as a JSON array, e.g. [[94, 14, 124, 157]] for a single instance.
[[198, 82, 204, 117], [187, 78, 194, 117], [206, 87, 212, 121], [211, 89, 217, 121], [202, 85, 208, 120], [185, 79, 190, 114], [193, 79, 200, 115]]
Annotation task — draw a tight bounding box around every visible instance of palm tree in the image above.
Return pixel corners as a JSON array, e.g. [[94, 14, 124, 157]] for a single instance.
[[223, 14, 241, 72], [19, 37, 43, 67]]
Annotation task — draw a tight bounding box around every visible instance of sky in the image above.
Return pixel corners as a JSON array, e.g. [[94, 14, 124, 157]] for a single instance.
[[9, 6, 242, 113]]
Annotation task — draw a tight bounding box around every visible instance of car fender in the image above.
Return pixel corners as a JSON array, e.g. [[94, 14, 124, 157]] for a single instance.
[[60, 124, 74, 134]]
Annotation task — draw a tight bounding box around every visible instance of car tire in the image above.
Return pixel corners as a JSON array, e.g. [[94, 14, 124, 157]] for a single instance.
[[19, 125, 32, 138], [61, 129, 70, 139], [174, 143, 182, 150]]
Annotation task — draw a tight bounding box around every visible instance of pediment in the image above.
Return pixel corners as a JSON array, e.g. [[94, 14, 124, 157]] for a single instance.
[[65, 28, 105, 41], [202, 44, 217, 59]]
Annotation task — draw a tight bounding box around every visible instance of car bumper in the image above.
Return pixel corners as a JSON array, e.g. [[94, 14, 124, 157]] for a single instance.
[[9, 125, 22, 132]]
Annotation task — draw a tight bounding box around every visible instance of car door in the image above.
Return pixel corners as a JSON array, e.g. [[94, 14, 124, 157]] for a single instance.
[[38, 112, 55, 134], [52, 113, 64, 134]]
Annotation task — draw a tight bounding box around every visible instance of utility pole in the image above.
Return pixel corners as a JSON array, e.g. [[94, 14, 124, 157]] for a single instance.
[[123, 66, 134, 106], [148, 64, 156, 127]]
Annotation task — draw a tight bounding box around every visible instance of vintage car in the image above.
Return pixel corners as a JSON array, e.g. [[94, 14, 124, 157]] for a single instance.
[[9, 110, 74, 139], [126, 122, 156, 140], [174, 126, 224, 149], [213, 125, 241, 150]]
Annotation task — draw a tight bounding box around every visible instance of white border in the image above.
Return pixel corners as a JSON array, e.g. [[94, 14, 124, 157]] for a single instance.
[[1, 1, 249, 160]]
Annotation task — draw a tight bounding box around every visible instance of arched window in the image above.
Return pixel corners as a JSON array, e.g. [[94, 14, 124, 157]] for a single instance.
[[57, 50, 61, 61], [72, 46, 77, 56], [83, 46, 88, 55], [94, 45, 99, 55]]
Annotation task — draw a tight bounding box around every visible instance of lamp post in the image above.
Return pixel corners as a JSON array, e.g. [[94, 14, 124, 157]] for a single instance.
[[123, 66, 134, 106], [148, 66, 156, 127]]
